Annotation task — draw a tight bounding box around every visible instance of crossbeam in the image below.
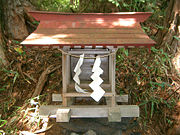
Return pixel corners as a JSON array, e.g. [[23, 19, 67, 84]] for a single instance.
[[39, 105, 139, 122]]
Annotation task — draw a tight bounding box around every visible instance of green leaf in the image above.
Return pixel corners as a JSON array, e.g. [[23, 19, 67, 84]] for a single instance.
[[145, 103, 148, 118], [32, 21, 40, 25], [0, 119, 7, 128], [151, 47, 159, 53], [14, 47, 23, 55], [173, 36, 180, 41], [150, 101, 154, 118], [122, 3, 129, 7], [155, 24, 164, 30], [13, 72, 19, 84], [12, 40, 20, 44], [139, 0, 145, 3], [139, 100, 148, 106], [122, 48, 128, 56]]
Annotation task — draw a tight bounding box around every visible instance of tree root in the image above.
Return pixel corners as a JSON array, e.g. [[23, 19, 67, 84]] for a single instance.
[[31, 65, 61, 98]]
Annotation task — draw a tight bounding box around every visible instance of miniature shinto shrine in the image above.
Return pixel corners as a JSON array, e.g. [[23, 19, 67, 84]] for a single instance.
[[21, 11, 155, 122]]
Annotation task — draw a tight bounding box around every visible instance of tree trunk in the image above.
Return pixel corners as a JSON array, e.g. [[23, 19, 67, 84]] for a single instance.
[[157, 0, 180, 74], [0, 25, 9, 66], [0, 0, 8, 66], [159, 1, 180, 135], [0, 0, 35, 67], [2, 0, 34, 40]]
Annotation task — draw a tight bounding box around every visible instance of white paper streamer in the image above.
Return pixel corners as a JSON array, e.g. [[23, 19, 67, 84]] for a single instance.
[[89, 56, 105, 102], [75, 83, 88, 93], [73, 54, 84, 85], [73, 54, 87, 93]]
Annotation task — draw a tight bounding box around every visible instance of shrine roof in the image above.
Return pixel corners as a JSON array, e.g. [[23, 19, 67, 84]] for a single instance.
[[21, 11, 155, 48]]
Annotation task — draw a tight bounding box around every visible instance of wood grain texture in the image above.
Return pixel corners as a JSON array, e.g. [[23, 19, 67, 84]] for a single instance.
[[21, 11, 155, 47], [52, 94, 128, 103], [39, 105, 139, 118]]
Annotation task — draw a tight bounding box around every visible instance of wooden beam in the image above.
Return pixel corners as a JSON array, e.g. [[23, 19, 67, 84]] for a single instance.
[[63, 92, 113, 97], [39, 105, 139, 119], [68, 49, 110, 54], [116, 95, 128, 103], [52, 93, 62, 102], [52, 94, 128, 103], [67, 83, 111, 90]]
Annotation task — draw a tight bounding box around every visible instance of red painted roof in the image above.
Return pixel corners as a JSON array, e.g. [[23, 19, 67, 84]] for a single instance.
[[21, 11, 155, 48]]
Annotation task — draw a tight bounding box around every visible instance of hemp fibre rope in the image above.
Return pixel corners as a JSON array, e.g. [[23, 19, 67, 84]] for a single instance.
[[58, 48, 117, 59]]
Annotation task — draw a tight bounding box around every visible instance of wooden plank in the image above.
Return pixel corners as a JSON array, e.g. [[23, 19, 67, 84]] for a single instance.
[[29, 28, 145, 34], [69, 49, 110, 54], [22, 38, 155, 45], [64, 92, 113, 97], [39, 21, 141, 29], [71, 107, 107, 118], [29, 11, 152, 22], [52, 93, 62, 102], [118, 105, 139, 117], [28, 33, 149, 39], [68, 83, 111, 89], [39, 105, 62, 117], [39, 105, 139, 118], [52, 94, 128, 103], [116, 95, 128, 103]]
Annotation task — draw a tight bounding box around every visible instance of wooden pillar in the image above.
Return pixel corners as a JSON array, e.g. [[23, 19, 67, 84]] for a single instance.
[[62, 53, 68, 106], [109, 48, 117, 107], [62, 47, 71, 107]]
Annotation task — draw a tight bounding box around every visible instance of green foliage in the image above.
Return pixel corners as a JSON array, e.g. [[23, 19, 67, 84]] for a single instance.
[[116, 47, 176, 124], [2, 69, 19, 85], [0, 119, 7, 128], [173, 36, 180, 41], [31, 0, 72, 12], [30, 0, 168, 17], [108, 0, 159, 12]]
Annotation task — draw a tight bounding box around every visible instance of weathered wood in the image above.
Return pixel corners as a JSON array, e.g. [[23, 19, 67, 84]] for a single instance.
[[64, 92, 113, 97], [108, 107, 121, 122], [32, 65, 61, 98], [68, 83, 111, 90], [22, 38, 155, 45], [62, 53, 68, 106], [69, 49, 109, 54], [116, 95, 128, 103], [62, 47, 73, 106], [52, 94, 128, 103], [110, 48, 117, 107], [52, 93, 62, 102], [56, 109, 71, 122], [28, 11, 152, 22], [39, 21, 142, 29], [39, 105, 139, 119], [69, 49, 109, 81], [105, 97, 112, 106], [24, 28, 145, 35]]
